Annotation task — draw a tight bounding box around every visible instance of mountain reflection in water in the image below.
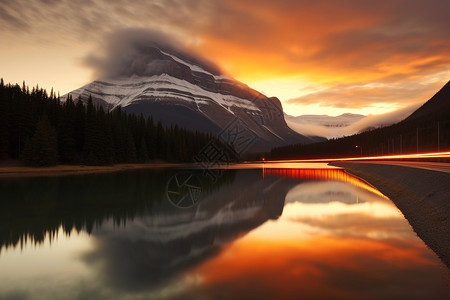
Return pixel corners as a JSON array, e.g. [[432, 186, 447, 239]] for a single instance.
[[0, 167, 448, 300]]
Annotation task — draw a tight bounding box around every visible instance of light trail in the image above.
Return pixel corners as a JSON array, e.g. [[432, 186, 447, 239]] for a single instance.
[[260, 151, 450, 163], [263, 168, 388, 199]]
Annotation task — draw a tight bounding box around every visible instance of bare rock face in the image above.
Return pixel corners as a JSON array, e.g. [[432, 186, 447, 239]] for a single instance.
[[65, 45, 320, 152]]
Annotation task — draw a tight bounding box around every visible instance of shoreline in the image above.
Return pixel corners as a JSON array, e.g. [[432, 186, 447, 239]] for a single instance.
[[331, 162, 450, 269], [0, 163, 186, 178]]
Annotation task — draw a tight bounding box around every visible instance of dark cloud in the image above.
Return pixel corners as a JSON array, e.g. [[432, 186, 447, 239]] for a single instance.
[[0, 0, 214, 37], [0, 291, 29, 300], [83, 28, 178, 78], [0, 6, 30, 30], [82, 28, 222, 78]]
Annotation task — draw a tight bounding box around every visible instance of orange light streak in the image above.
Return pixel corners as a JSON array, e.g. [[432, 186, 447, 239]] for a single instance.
[[264, 151, 450, 163], [264, 168, 387, 199]]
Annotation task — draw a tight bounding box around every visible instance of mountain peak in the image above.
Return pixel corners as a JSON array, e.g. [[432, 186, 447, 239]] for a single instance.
[[65, 43, 319, 151]]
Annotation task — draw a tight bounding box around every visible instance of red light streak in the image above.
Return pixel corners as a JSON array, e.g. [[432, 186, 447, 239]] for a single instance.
[[264, 151, 450, 163]]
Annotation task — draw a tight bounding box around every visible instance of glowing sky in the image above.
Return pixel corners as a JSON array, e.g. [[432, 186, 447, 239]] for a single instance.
[[1, 0, 449, 116]]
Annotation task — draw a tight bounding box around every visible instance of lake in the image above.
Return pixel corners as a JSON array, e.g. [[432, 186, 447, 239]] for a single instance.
[[0, 164, 448, 299]]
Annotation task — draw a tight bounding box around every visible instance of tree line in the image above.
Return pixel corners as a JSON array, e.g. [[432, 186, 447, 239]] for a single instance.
[[0, 79, 226, 166]]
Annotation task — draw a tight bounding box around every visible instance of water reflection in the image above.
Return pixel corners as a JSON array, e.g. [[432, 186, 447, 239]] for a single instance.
[[264, 167, 387, 198], [81, 169, 294, 292], [0, 167, 448, 299], [0, 169, 235, 251]]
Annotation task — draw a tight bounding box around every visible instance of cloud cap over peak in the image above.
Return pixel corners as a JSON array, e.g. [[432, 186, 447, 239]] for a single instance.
[[83, 28, 222, 79]]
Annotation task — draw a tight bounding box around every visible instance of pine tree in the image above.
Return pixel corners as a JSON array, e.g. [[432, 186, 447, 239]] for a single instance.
[[126, 130, 137, 163], [138, 136, 149, 163], [111, 107, 127, 163], [0, 83, 8, 159], [74, 97, 85, 159], [83, 95, 100, 165], [156, 121, 165, 159], [97, 106, 114, 165], [57, 96, 77, 163], [22, 115, 58, 166], [146, 116, 156, 160]]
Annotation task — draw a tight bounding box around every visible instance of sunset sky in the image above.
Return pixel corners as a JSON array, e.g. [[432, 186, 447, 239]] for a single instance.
[[1, 0, 449, 116]]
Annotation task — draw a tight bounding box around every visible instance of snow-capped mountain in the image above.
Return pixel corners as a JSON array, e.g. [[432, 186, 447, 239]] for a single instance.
[[65, 45, 318, 151], [285, 113, 366, 128]]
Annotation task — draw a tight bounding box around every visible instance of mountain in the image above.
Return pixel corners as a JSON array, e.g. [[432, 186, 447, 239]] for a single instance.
[[64, 45, 319, 152], [285, 113, 365, 128], [405, 80, 450, 121]]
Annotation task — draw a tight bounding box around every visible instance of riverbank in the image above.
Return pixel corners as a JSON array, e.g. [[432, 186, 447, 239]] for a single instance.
[[0, 163, 184, 178], [331, 162, 450, 269]]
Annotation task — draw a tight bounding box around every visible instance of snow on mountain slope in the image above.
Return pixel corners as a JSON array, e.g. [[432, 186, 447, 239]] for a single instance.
[[65, 44, 318, 151], [159, 49, 215, 77], [68, 74, 260, 114]]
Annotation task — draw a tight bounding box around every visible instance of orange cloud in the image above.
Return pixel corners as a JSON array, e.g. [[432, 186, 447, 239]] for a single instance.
[[189, 1, 449, 80], [1, 0, 449, 115], [185, 0, 450, 113]]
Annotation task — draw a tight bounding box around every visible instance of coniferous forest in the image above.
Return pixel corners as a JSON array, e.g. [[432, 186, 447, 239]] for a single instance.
[[0, 79, 225, 166]]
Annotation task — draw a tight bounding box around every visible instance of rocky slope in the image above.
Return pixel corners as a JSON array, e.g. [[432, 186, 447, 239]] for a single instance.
[[65, 45, 320, 152]]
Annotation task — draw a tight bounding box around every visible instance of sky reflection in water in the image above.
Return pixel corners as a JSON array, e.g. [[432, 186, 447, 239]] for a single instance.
[[0, 166, 448, 300]]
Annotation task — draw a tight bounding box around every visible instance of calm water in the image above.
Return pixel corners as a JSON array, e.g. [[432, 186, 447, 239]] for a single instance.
[[0, 164, 448, 300]]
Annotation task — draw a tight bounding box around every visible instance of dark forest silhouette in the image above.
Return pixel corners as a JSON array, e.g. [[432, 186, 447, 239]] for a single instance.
[[0, 79, 228, 166]]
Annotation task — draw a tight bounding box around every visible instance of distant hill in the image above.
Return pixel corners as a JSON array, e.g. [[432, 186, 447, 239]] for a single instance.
[[285, 113, 365, 128], [270, 80, 450, 159], [405, 80, 450, 122]]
